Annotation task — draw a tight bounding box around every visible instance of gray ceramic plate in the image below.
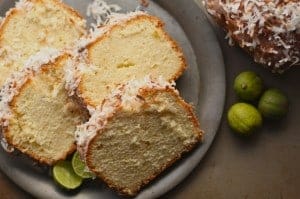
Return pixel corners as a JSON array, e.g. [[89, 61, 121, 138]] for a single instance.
[[0, 0, 225, 198]]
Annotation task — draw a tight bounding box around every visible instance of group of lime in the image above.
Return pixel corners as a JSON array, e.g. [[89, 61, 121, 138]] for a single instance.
[[228, 71, 289, 136], [52, 152, 95, 190]]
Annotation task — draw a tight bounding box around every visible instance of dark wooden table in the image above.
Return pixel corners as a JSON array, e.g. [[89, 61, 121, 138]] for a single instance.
[[0, 2, 300, 199]]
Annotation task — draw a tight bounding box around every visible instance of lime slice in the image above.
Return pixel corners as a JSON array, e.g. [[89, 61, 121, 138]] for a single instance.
[[72, 151, 94, 179], [53, 160, 83, 189]]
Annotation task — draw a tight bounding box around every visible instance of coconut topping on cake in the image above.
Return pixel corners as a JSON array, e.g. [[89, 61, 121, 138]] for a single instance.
[[104, 11, 147, 27], [206, 0, 300, 72], [15, 0, 34, 10], [75, 76, 176, 157], [76, 0, 147, 49], [87, 0, 122, 29], [64, 51, 89, 96], [0, 48, 61, 127], [78, 11, 147, 49], [84, 0, 148, 51]]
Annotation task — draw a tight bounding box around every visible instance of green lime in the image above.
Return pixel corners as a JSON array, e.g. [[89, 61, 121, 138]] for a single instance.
[[72, 151, 94, 179], [234, 71, 263, 101], [258, 88, 289, 120], [52, 160, 83, 189], [227, 103, 263, 136]]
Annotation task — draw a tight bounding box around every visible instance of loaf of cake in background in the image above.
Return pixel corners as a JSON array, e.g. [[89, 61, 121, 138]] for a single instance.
[[205, 0, 300, 73]]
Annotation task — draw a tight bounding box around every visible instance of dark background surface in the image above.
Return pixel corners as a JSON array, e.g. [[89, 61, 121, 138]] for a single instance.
[[0, 1, 300, 198]]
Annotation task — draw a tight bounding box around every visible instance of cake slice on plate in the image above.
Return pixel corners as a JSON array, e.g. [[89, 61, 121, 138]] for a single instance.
[[68, 12, 187, 109], [76, 77, 203, 196], [0, 50, 87, 165], [0, 0, 86, 88]]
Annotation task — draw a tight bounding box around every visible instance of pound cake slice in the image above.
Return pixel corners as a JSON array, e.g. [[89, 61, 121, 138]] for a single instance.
[[76, 77, 203, 196], [71, 12, 186, 108], [0, 0, 86, 88], [0, 50, 86, 165]]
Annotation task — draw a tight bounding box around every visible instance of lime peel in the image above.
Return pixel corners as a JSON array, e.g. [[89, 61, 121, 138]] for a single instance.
[[53, 160, 83, 190], [234, 71, 263, 101], [72, 151, 95, 179], [227, 103, 262, 136], [258, 88, 289, 120]]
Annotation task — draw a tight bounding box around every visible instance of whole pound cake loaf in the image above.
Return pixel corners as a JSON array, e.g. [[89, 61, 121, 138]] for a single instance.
[[0, 0, 86, 88], [205, 0, 300, 73], [0, 50, 86, 165], [76, 77, 203, 196], [68, 11, 186, 108]]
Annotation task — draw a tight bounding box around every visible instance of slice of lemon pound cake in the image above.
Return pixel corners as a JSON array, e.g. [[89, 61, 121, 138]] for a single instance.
[[0, 51, 86, 165], [0, 0, 86, 88], [76, 77, 203, 196], [75, 12, 187, 108]]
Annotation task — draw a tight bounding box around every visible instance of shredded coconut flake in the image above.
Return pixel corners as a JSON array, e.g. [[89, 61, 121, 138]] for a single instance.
[[104, 11, 146, 26], [86, 0, 122, 31], [83, 11, 147, 47], [64, 55, 86, 97]]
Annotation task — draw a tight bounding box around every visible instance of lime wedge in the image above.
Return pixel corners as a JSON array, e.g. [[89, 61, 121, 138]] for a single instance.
[[72, 151, 94, 179], [53, 160, 83, 189]]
